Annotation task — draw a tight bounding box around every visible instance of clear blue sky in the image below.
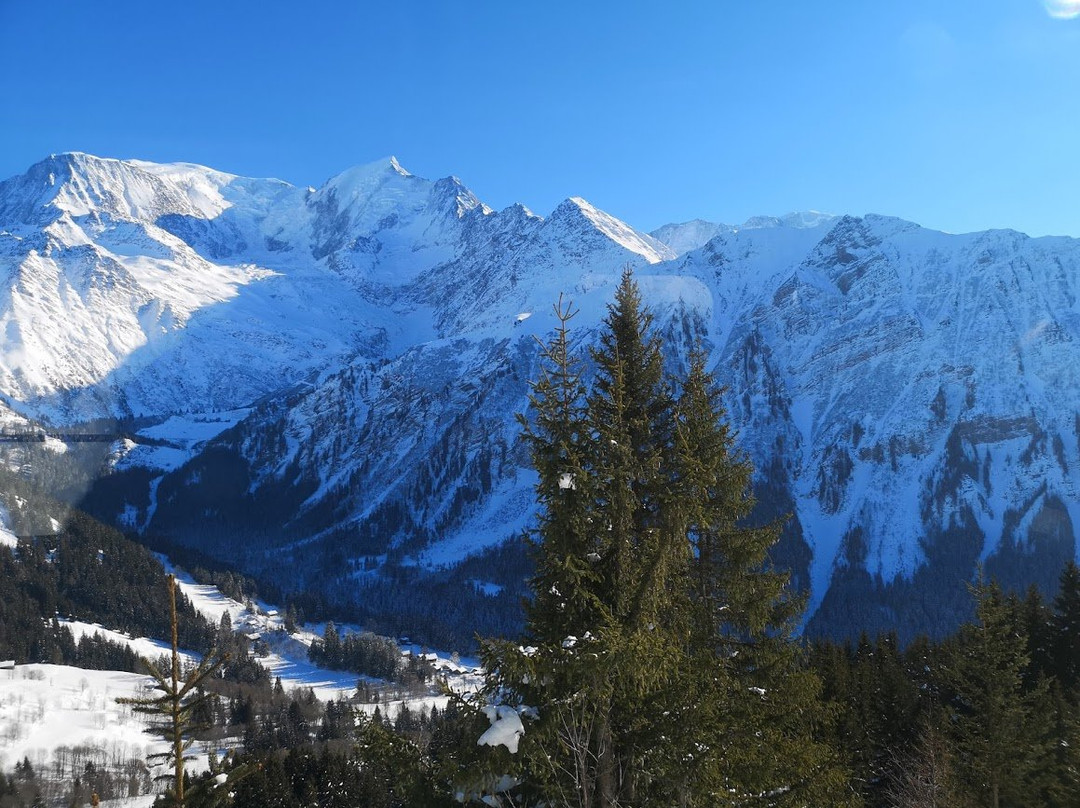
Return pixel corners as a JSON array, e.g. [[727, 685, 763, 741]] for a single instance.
[[3, 1, 1080, 237]]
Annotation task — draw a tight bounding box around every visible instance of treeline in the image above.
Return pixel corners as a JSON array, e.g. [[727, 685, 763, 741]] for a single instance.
[[308, 621, 435, 686], [140, 535, 273, 607], [308, 622, 401, 680], [0, 502, 277, 691], [144, 532, 525, 656], [184, 695, 487, 808], [225, 705, 472, 808], [9, 561, 1080, 808], [813, 563, 1080, 807], [0, 758, 45, 808]]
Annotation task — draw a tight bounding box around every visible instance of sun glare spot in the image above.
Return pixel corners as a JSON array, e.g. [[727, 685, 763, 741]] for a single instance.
[[1045, 0, 1080, 19]]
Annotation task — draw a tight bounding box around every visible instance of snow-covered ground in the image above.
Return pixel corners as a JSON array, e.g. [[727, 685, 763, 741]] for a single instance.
[[0, 664, 162, 773], [112, 409, 252, 474], [61, 619, 197, 667], [160, 557, 483, 703], [0, 556, 484, 783]]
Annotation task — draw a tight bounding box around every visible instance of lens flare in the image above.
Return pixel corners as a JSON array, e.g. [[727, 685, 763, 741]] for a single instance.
[[1045, 0, 1080, 19]]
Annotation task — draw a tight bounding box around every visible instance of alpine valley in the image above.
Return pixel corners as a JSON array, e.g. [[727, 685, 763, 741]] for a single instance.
[[2, 152, 1077, 648]]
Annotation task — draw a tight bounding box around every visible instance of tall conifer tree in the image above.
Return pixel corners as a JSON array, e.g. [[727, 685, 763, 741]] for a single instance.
[[481, 268, 849, 807], [118, 576, 227, 808], [1051, 561, 1080, 695], [944, 580, 1045, 808], [520, 294, 607, 644]]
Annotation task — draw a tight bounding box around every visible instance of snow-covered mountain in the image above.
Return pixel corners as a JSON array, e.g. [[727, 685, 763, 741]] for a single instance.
[[650, 211, 836, 256], [2, 152, 1077, 642]]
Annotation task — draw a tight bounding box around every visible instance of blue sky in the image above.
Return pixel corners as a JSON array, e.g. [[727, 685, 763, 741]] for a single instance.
[[3, 1, 1080, 237]]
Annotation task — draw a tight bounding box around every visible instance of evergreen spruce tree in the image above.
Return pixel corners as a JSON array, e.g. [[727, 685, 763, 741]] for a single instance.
[[666, 350, 850, 806], [1020, 585, 1053, 686], [479, 293, 615, 806], [519, 293, 607, 645], [583, 268, 687, 804], [323, 621, 341, 666], [943, 580, 1044, 808], [481, 269, 850, 807], [1025, 678, 1080, 807], [1051, 560, 1080, 695]]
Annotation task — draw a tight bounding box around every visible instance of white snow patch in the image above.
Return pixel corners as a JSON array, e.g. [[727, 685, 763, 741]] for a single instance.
[[136, 410, 250, 445], [0, 503, 16, 548], [60, 619, 198, 667], [42, 435, 67, 454], [478, 705, 525, 753]]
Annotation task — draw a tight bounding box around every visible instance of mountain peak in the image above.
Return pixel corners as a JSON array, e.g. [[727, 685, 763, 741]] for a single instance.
[[737, 211, 837, 231], [548, 197, 676, 263], [318, 156, 419, 204], [344, 155, 412, 179], [1, 152, 178, 225], [20, 151, 117, 186], [650, 219, 734, 256], [431, 175, 488, 218], [48, 151, 105, 169], [778, 210, 836, 229]]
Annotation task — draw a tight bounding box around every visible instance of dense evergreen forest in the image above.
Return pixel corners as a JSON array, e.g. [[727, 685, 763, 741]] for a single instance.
[[8, 569, 1076, 808], [62, 564, 1066, 808], [0, 509, 216, 669]]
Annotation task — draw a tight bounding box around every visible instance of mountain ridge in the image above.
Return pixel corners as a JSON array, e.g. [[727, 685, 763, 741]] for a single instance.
[[1, 152, 1077, 644]]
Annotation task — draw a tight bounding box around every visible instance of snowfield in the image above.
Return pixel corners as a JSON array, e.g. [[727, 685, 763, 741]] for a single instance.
[[0, 555, 481, 789], [0, 663, 162, 774]]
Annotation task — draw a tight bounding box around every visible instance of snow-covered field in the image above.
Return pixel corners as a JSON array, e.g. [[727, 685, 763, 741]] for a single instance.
[[0, 503, 18, 548], [61, 619, 197, 667], [0, 664, 162, 774]]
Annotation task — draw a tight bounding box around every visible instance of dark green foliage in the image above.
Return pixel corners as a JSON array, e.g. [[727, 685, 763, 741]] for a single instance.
[[812, 632, 923, 804], [197, 709, 458, 808], [0, 758, 43, 808], [812, 564, 1080, 808], [1051, 561, 1080, 693], [308, 624, 405, 682], [0, 509, 216, 665], [940, 581, 1046, 808], [481, 271, 850, 807]]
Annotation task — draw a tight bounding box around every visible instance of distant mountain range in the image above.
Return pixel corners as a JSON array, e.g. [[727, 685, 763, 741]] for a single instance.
[[2, 152, 1077, 644]]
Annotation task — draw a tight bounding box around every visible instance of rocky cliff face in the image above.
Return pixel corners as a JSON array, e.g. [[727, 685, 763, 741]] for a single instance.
[[2, 152, 1077, 643]]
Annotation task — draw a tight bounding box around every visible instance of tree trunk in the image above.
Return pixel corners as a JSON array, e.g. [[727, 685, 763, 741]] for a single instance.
[[168, 575, 184, 808]]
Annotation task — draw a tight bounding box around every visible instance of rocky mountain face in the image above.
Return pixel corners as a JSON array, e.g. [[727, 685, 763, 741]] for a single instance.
[[1, 152, 1077, 644]]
